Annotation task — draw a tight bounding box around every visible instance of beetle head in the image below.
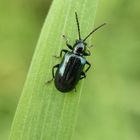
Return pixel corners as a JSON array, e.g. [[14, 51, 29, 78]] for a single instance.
[[74, 12, 106, 55], [73, 40, 87, 55]]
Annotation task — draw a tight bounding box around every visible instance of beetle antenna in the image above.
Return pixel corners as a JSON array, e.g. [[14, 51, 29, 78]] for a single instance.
[[83, 23, 106, 42], [75, 12, 81, 40]]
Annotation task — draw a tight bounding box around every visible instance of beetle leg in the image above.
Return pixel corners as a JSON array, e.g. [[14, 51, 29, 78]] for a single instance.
[[88, 44, 93, 48], [85, 61, 91, 73], [62, 35, 73, 50], [46, 78, 53, 84], [60, 49, 68, 57], [52, 64, 59, 77], [80, 72, 86, 80], [79, 62, 91, 81], [53, 49, 68, 58], [66, 43, 73, 50], [46, 64, 59, 84], [83, 49, 91, 56]]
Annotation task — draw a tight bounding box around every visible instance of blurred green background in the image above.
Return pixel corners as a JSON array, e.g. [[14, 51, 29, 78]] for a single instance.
[[0, 0, 140, 140]]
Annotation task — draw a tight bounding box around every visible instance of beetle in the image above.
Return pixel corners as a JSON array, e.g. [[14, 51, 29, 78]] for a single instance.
[[47, 12, 106, 93]]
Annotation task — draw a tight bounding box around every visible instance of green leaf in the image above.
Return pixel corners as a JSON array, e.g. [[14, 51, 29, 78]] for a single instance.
[[9, 0, 98, 139]]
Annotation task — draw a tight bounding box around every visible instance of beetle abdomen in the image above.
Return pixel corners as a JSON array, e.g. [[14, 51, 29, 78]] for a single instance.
[[64, 57, 81, 81], [54, 55, 83, 92]]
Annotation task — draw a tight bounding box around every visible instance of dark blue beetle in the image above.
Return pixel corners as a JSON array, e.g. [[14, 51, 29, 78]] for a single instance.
[[47, 12, 106, 93]]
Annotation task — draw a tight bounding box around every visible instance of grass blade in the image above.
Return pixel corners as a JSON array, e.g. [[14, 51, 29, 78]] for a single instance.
[[9, 0, 98, 139]]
